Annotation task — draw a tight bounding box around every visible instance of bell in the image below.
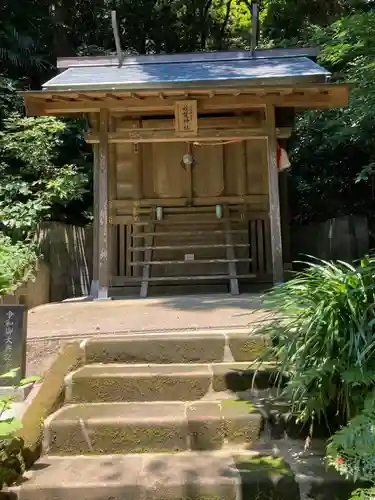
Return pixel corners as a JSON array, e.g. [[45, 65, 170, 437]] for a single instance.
[[182, 153, 194, 166]]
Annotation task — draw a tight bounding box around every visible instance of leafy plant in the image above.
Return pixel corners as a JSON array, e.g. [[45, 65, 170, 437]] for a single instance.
[[255, 256, 375, 435], [0, 369, 39, 438], [288, 11, 375, 224], [327, 390, 375, 499], [0, 234, 38, 296], [350, 488, 375, 500], [0, 368, 39, 490], [0, 114, 90, 239]]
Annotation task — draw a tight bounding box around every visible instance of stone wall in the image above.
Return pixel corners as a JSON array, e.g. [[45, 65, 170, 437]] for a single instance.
[[0, 262, 50, 309]]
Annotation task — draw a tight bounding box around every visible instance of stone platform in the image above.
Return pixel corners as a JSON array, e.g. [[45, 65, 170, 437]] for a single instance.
[[26, 294, 270, 376], [28, 294, 266, 339]]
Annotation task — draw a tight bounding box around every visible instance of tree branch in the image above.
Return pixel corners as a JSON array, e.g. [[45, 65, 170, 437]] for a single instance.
[[220, 0, 233, 43], [242, 0, 252, 12], [201, 0, 214, 49]]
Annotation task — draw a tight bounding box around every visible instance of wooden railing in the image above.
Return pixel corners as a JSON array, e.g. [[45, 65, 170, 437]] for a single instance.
[[111, 210, 272, 286]]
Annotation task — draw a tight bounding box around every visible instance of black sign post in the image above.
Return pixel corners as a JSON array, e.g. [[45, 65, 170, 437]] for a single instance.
[[0, 304, 27, 386]]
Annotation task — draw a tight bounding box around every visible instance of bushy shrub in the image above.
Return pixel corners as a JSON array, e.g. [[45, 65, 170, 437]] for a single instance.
[[255, 256, 375, 434], [327, 390, 375, 499], [0, 370, 39, 490], [255, 255, 375, 498], [0, 436, 28, 490], [0, 233, 38, 296]]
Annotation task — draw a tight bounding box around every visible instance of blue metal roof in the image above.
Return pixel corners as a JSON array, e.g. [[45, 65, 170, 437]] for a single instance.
[[43, 55, 330, 91], [56, 48, 320, 69]]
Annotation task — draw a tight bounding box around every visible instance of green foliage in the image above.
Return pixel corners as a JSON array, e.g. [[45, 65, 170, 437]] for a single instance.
[[257, 255, 375, 497], [327, 390, 375, 483], [0, 113, 90, 237], [260, 0, 373, 45], [0, 369, 39, 439], [0, 369, 39, 490], [326, 390, 375, 499], [0, 437, 28, 490], [289, 10, 375, 223], [350, 488, 375, 500], [0, 234, 38, 296], [1, 0, 373, 226], [255, 256, 375, 431]]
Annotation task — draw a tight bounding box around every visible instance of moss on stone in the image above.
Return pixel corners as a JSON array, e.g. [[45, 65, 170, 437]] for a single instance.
[[234, 455, 293, 476], [222, 399, 257, 413]]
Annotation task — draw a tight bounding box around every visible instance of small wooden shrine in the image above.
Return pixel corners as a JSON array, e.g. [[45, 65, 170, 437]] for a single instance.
[[22, 48, 349, 298]]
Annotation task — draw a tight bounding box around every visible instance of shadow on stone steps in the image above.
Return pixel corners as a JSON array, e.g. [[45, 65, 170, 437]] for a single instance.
[[221, 367, 349, 442], [223, 366, 287, 393], [234, 454, 300, 500]]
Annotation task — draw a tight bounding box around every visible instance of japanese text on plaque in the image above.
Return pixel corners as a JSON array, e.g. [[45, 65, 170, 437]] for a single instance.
[[3, 310, 14, 370]]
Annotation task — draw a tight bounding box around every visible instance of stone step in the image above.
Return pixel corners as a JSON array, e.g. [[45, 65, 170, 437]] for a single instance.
[[8, 448, 357, 500], [43, 400, 262, 455], [65, 362, 280, 403], [82, 330, 269, 365]]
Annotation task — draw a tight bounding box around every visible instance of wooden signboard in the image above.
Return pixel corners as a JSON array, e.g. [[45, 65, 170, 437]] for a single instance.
[[175, 100, 198, 137], [0, 304, 27, 385]]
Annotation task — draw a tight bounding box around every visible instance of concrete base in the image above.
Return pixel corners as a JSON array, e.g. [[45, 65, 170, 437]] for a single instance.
[[0, 382, 34, 402], [0, 383, 36, 423], [89, 279, 99, 298], [91, 283, 113, 301]]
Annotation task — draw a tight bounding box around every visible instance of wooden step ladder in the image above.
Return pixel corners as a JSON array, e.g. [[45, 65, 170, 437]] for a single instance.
[[129, 205, 254, 298]]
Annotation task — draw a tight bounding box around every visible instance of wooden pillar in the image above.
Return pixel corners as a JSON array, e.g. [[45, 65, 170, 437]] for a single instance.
[[265, 104, 284, 284], [279, 170, 291, 263], [96, 108, 110, 299], [90, 114, 100, 298], [108, 116, 117, 278]]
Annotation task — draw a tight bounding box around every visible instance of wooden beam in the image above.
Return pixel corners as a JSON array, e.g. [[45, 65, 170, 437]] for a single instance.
[[265, 103, 284, 284], [51, 94, 76, 102], [85, 128, 270, 143], [97, 108, 110, 299], [111, 195, 268, 210], [22, 84, 350, 100], [106, 93, 122, 100], [85, 127, 292, 143], [139, 115, 264, 130], [78, 93, 102, 101], [111, 274, 256, 286], [22, 85, 350, 116]]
